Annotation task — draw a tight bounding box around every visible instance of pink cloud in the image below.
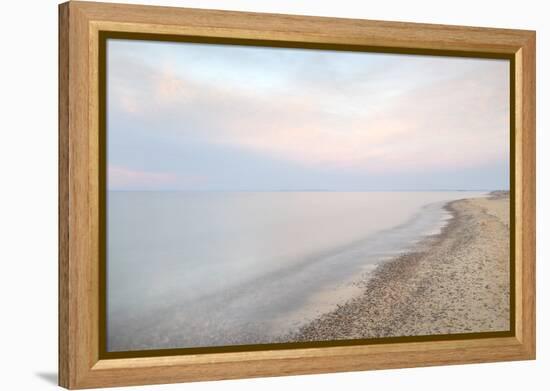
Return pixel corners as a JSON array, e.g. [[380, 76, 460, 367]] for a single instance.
[[110, 53, 509, 175], [108, 165, 180, 190]]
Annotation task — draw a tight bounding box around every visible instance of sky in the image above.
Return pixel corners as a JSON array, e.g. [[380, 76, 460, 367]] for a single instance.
[[107, 39, 510, 191]]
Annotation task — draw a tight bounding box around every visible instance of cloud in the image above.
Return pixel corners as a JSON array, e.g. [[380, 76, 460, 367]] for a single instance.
[[108, 165, 177, 189], [108, 165, 205, 190], [107, 40, 509, 189]]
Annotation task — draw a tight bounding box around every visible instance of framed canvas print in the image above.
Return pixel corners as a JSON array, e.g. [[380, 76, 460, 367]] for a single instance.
[[58, 1, 536, 389]]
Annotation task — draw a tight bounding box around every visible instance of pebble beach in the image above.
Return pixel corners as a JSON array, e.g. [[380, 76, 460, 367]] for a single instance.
[[289, 192, 510, 342]]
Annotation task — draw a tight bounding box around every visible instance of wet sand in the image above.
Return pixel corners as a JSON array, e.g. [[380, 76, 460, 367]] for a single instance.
[[289, 193, 510, 342]]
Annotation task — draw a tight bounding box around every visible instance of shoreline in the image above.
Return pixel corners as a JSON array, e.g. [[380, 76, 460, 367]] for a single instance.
[[287, 193, 510, 342]]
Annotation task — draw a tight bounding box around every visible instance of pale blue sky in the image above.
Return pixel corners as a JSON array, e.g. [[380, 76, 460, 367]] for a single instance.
[[107, 39, 510, 191]]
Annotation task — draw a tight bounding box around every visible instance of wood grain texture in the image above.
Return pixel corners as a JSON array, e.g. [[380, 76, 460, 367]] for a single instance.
[[58, 1, 536, 388], [518, 34, 536, 355], [59, 1, 98, 388], [58, 3, 70, 387]]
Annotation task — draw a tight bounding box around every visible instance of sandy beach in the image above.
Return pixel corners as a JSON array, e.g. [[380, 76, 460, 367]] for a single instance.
[[289, 192, 510, 342]]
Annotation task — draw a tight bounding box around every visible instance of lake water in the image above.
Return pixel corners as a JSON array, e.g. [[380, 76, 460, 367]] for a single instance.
[[106, 191, 486, 351]]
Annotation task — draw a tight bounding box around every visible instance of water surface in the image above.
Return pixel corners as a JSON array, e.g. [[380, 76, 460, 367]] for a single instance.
[[107, 191, 485, 351]]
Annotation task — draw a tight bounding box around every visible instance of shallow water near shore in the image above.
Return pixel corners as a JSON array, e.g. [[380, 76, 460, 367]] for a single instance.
[[106, 191, 486, 351], [292, 194, 510, 341]]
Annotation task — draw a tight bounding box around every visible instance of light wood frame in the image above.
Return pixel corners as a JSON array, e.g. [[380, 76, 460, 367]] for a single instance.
[[59, 1, 536, 389]]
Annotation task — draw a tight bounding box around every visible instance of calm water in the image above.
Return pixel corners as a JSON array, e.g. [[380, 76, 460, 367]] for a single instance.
[[106, 191, 485, 351]]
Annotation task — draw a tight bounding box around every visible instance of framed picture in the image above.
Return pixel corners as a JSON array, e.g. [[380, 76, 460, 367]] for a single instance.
[[58, 1, 536, 389]]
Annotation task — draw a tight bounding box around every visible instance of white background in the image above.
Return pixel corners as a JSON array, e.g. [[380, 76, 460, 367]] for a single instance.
[[0, 0, 547, 389]]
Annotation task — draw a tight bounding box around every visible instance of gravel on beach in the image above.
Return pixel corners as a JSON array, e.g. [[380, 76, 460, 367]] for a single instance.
[[289, 194, 510, 342]]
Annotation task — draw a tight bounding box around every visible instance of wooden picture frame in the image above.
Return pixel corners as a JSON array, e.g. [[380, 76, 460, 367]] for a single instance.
[[59, 1, 536, 389]]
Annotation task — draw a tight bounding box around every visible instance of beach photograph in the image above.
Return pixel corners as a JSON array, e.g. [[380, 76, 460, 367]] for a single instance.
[[105, 39, 510, 352]]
